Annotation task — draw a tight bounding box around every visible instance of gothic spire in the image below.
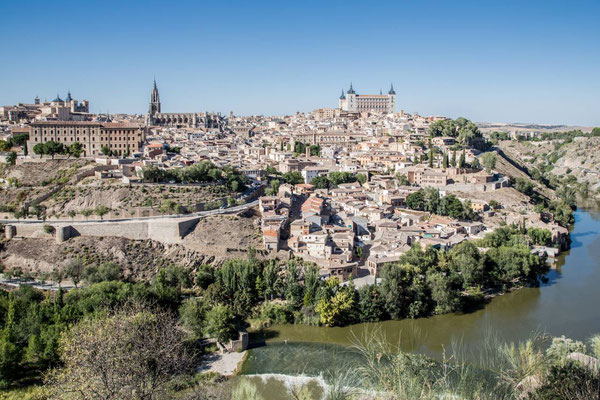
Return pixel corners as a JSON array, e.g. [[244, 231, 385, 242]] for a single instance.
[[347, 82, 355, 94], [388, 83, 396, 95]]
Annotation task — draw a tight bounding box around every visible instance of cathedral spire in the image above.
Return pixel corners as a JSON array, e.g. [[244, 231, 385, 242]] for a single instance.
[[149, 79, 161, 116]]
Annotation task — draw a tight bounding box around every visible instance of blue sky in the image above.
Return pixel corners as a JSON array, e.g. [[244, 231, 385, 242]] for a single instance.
[[1, 0, 599, 125]]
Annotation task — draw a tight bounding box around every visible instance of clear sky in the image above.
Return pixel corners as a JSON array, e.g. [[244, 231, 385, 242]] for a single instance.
[[1, 0, 599, 125]]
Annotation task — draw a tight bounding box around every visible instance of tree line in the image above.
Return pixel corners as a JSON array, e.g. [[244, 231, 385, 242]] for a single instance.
[[32, 141, 83, 159], [141, 161, 249, 192]]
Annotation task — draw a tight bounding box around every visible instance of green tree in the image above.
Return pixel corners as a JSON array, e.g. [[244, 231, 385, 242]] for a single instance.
[[448, 241, 485, 288], [428, 119, 457, 138], [101, 145, 111, 156], [451, 150, 457, 167], [179, 297, 209, 339], [356, 173, 367, 185], [396, 173, 411, 186], [205, 304, 238, 345], [458, 150, 466, 168], [310, 175, 330, 189], [152, 266, 192, 303], [81, 209, 93, 220], [423, 187, 440, 213], [0, 294, 21, 387], [406, 190, 425, 210], [481, 152, 497, 173], [302, 265, 320, 307], [428, 147, 434, 167], [33, 143, 45, 158], [0, 141, 11, 152], [293, 141, 306, 156], [328, 172, 356, 186], [64, 259, 84, 288], [84, 262, 122, 283], [44, 141, 64, 159], [93, 205, 110, 220], [513, 177, 534, 196], [5, 152, 16, 166], [358, 284, 386, 322], [315, 285, 357, 327], [265, 165, 280, 176], [379, 263, 419, 319], [427, 271, 461, 314], [196, 264, 215, 289], [264, 179, 281, 196], [11, 133, 29, 155], [67, 142, 84, 158], [282, 171, 304, 185], [309, 144, 321, 156], [438, 194, 465, 219], [284, 261, 304, 308], [442, 152, 449, 169]]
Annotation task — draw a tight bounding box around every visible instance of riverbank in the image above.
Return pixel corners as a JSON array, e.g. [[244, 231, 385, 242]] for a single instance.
[[241, 209, 600, 369], [199, 351, 248, 376]]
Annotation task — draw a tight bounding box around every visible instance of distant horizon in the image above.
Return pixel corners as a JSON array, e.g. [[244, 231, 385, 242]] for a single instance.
[[1, 1, 599, 126]]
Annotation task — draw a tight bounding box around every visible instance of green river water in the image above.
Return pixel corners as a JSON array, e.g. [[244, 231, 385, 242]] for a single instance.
[[238, 208, 600, 398]]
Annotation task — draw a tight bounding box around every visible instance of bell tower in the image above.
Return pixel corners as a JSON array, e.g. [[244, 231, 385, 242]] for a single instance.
[[149, 79, 161, 116]]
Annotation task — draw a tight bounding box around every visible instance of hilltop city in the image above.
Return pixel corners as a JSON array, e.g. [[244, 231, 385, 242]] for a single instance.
[[1, 81, 593, 286], [1, 79, 600, 399]]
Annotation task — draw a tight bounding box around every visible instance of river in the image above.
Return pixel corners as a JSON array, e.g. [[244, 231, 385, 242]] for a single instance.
[[239, 208, 600, 398]]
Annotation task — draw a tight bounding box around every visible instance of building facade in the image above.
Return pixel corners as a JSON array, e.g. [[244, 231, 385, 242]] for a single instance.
[[338, 83, 396, 113], [28, 121, 146, 157]]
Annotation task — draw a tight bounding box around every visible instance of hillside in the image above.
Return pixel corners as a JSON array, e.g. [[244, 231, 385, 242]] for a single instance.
[[0, 212, 268, 282], [497, 137, 600, 201]]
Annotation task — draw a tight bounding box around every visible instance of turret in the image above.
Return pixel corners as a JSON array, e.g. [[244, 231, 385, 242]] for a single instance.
[[347, 82, 356, 94], [388, 83, 396, 95]]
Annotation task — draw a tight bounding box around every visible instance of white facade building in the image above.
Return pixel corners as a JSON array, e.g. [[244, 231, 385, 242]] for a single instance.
[[338, 83, 396, 113]]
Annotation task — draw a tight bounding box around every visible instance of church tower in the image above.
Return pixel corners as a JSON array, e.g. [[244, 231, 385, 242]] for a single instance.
[[149, 79, 161, 116]]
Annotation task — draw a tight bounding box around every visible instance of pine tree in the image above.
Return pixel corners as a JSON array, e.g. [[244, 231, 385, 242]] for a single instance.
[[442, 152, 449, 170], [0, 294, 22, 385], [451, 150, 457, 167], [458, 150, 466, 168], [428, 148, 434, 168]]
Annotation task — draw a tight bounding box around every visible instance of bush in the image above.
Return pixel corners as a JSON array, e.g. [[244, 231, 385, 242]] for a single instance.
[[251, 301, 294, 329]]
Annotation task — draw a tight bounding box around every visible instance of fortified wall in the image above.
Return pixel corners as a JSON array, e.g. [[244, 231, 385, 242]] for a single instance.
[[5, 216, 201, 244]]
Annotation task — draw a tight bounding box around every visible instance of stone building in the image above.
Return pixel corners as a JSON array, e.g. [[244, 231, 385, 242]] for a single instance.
[[28, 121, 146, 157], [338, 83, 396, 113]]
